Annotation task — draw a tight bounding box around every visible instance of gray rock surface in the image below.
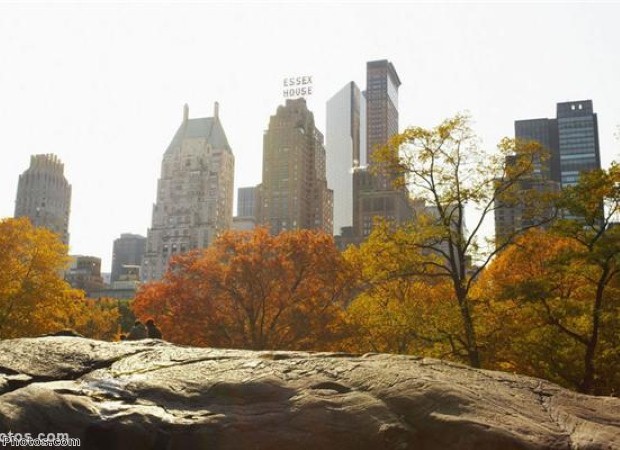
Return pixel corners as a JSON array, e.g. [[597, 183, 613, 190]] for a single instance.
[[0, 337, 618, 449]]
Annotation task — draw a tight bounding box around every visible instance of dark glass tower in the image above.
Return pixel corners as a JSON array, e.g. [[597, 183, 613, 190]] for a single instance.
[[556, 100, 600, 187], [495, 100, 601, 244]]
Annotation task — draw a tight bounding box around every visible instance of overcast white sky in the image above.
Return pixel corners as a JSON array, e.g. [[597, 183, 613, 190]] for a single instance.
[[1, 2, 619, 272]]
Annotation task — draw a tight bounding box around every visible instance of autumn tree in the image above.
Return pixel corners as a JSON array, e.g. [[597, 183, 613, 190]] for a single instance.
[[69, 298, 121, 341], [371, 114, 556, 367], [344, 221, 460, 357], [551, 164, 620, 393], [0, 217, 95, 338], [480, 227, 619, 395], [133, 228, 353, 350]]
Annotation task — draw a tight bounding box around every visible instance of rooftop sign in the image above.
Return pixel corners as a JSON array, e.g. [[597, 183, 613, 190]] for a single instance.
[[283, 76, 313, 98]]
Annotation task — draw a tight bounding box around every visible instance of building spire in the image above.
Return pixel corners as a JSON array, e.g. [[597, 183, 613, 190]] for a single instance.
[[183, 103, 189, 122], [214, 101, 219, 119]]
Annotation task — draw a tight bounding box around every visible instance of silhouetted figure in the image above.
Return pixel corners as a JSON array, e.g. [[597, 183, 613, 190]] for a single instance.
[[145, 319, 163, 339], [126, 320, 147, 340]]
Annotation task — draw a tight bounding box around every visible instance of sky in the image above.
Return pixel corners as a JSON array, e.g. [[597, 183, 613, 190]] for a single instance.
[[1, 2, 619, 273]]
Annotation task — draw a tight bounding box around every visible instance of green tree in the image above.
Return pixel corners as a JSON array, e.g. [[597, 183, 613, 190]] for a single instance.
[[371, 114, 555, 367]]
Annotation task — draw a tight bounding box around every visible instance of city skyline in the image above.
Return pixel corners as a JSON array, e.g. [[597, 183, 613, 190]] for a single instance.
[[1, 3, 619, 271]]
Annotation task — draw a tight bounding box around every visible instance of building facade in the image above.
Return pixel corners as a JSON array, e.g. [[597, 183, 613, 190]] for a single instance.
[[257, 98, 333, 235], [111, 233, 146, 283], [495, 100, 601, 243], [556, 100, 601, 187], [65, 255, 104, 295], [14, 154, 71, 245], [365, 59, 400, 161], [237, 186, 257, 218], [353, 60, 412, 239], [326, 81, 364, 236], [142, 103, 235, 281]]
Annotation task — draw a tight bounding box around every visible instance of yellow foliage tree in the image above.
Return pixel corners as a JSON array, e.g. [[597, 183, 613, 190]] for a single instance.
[[371, 114, 556, 367], [0, 217, 83, 338], [344, 221, 460, 358], [69, 298, 121, 341]]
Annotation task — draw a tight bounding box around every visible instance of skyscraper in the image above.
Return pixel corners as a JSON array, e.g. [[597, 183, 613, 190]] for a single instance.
[[326, 81, 364, 236], [365, 59, 400, 162], [257, 98, 333, 235], [514, 100, 601, 188], [495, 100, 601, 243], [14, 154, 71, 245], [142, 103, 235, 281], [111, 233, 146, 283], [556, 100, 601, 187], [353, 59, 411, 238]]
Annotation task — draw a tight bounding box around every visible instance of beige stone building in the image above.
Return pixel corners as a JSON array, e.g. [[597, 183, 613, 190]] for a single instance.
[[142, 103, 234, 281], [14, 154, 71, 245], [257, 98, 333, 235]]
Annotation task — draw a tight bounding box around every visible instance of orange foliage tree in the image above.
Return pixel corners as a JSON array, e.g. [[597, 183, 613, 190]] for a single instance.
[[133, 228, 353, 350], [479, 228, 619, 395]]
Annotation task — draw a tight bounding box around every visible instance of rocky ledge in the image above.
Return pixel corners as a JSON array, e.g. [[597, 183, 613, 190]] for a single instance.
[[0, 337, 618, 449]]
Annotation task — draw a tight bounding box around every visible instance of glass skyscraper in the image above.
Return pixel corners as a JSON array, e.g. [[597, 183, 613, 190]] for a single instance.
[[326, 81, 364, 236], [495, 100, 601, 244], [556, 100, 600, 187]]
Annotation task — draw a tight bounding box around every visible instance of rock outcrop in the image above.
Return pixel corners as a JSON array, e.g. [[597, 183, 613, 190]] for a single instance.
[[0, 337, 618, 449]]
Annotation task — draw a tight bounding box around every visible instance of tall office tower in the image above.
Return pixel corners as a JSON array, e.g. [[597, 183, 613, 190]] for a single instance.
[[142, 103, 235, 281], [14, 154, 71, 245], [257, 98, 333, 235], [353, 60, 411, 238], [111, 233, 146, 283], [495, 100, 601, 244], [365, 59, 400, 162], [326, 81, 364, 236], [556, 100, 601, 187]]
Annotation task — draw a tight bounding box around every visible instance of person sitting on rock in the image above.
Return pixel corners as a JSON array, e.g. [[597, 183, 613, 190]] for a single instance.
[[126, 320, 147, 340], [145, 319, 163, 339]]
